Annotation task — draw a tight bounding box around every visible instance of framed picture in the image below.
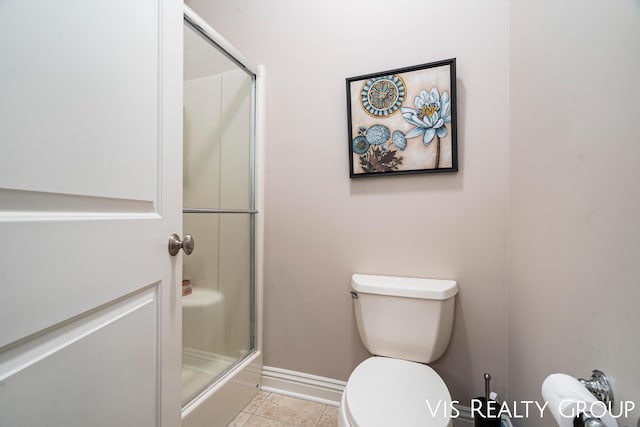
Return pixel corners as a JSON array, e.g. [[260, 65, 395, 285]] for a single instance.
[[346, 58, 458, 178]]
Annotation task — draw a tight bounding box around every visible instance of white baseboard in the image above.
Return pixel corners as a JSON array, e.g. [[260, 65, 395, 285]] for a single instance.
[[261, 366, 346, 407], [260, 366, 513, 427]]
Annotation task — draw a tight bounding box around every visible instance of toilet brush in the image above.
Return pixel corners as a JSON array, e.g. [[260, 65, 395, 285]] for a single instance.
[[474, 373, 501, 427], [485, 373, 490, 402]]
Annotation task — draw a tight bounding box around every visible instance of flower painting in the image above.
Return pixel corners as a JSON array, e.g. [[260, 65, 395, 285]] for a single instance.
[[346, 59, 458, 178]]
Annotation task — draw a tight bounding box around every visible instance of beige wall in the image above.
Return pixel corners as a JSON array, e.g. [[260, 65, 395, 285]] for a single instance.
[[508, 1, 640, 426], [186, 0, 640, 419], [188, 0, 510, 403]]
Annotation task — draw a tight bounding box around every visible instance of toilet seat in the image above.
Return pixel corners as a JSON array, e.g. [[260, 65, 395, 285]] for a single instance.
[[343, 357, 452, 427]]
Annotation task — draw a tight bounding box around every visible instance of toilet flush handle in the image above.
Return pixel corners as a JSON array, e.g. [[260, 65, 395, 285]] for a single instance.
[[350, 291, 359, 299]]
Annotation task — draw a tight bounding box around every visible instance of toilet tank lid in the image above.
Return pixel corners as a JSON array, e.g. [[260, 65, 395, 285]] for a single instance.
[[351, 274, 458, 300]]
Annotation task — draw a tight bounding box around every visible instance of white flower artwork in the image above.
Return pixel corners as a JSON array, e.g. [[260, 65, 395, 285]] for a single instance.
[[346, 59, 458, 177]]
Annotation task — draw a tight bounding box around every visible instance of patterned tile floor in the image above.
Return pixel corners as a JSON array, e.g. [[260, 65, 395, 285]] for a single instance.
[[228, 391, 338, 427]]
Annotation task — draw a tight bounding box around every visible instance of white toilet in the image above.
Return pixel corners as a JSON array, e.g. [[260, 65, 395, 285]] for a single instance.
[[339, 274, 458, 427]]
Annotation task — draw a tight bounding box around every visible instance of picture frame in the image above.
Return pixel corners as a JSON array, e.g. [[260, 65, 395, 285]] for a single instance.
[[346, 58, 458, 178]]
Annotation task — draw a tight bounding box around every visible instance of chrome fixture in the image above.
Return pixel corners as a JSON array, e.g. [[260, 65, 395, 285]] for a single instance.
[[168, 233, 195, 256], [183, 208, 258, 214], [579, 370, 614, 405], [575, 411, 606, 427]]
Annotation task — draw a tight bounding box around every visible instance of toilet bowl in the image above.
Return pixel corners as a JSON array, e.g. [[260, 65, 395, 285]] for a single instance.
[[339, 274, 458, 427], [338, 357, 452, 427]]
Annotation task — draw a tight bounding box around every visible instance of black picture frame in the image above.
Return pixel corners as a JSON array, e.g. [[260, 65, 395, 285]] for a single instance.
[[346, 58, 458, 178]]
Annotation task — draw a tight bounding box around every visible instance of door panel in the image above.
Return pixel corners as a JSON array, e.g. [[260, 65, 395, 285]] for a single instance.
[[181, 13, 260, 422], [183, 25, 253, 211], [0, 218, 164, 348], [0, 0, 159, 200], [0, 0, 183, 425], [0, 287, 159, 427], [219, 214, 252, 358]]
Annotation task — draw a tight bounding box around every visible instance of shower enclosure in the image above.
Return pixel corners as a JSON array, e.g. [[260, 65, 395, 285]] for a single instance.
[[181, 7, 263, 426]]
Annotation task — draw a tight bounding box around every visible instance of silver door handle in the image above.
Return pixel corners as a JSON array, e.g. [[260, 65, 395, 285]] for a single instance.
[[168, 234, 195, 256]]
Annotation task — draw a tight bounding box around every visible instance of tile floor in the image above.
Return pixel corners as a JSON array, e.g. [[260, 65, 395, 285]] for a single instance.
[[228, 391, 338, 427]]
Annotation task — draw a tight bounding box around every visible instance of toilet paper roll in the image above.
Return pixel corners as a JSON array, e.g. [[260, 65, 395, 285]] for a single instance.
[[541, 373, 617, 427]]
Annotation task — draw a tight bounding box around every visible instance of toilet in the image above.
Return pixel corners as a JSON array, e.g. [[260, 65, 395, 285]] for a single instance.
[[339, 274, 458, 427]]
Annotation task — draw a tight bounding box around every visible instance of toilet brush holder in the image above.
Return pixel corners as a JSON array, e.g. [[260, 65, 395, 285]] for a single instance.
[[473, 397, 501, 427]]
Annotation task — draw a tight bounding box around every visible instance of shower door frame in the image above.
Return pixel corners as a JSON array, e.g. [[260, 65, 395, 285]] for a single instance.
[[181, 6, 264, 426]]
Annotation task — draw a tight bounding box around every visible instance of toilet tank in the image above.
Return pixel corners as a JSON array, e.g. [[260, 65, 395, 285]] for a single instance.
[[351, 274, 458, 364]]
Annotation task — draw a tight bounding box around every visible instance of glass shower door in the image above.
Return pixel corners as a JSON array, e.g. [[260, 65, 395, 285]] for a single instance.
[[181, 19, 256, 406]]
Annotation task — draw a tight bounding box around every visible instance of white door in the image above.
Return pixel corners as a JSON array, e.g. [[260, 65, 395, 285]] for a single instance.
[[0, 1, 183, 426]]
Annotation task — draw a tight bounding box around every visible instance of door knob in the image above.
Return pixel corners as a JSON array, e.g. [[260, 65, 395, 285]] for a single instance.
[[168, 234, 195, 256]]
